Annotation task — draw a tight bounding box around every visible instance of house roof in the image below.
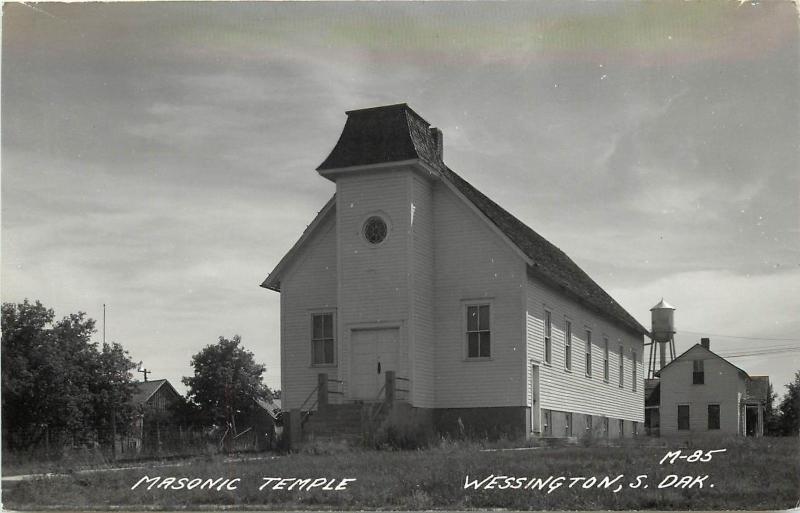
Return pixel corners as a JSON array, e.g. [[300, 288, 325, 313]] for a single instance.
[[266, 103, 648, 336], [655, 343, 749, 378], [255, 397, 282, 420], [745, 375, 770, 404], [130, 379, 180, 406]]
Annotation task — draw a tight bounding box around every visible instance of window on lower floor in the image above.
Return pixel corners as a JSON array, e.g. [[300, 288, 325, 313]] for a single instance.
[[543, 410, 552, 436], [311, 313, 335, 365], [619, 419, 624, 437], [603, 417, 609, 437], [633, 421, 639, 436], [466, 304, 491, 358], [708, 404, 720, 430], [565, 412, 573, 436], [585, 415, 593, 432], [678, 404, 690, 430]]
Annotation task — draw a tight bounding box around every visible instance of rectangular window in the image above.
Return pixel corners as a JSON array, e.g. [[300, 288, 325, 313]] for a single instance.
[[564, 320, 572, 371], [678, 404, 690, 431], [544, 310, 552, 364], [603, 417, 609, 437], [632, 351, 637, 392], [708, 404, 720, 430], [603, 336, 609, 381], [619, 419, 624, 437], [618, 345, 624, 387], [467, 304, 491, 358], [633, 421, 639, 436], [585, 330, 592, 377], [586, 415, 593, 432], [543, 410, 552, 436], [565, 412, 573, 436], [311, 313, 335, 365], [693, 360, 704, 384]]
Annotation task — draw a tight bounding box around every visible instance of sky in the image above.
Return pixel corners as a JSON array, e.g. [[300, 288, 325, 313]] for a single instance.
[[2, 1, 799, 401]]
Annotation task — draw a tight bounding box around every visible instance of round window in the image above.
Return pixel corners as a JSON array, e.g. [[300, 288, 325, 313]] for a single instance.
[[363, 216, 388, 244]]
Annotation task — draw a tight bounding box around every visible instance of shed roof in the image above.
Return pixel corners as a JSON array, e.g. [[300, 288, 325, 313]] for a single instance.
[[267, 104, 648, 337]]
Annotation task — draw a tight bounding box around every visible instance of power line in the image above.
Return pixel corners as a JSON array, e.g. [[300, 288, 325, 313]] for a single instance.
[[679, 330, 800, 342]]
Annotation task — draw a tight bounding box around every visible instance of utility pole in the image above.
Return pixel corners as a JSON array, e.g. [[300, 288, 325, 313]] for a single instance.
[[103, 303, 106, 344], [137, 363, 150, 382]]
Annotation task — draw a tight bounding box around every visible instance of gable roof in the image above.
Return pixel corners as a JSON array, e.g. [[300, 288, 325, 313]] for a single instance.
[[130, 379, 181, 406], [264, 104, 648, 336], [655, 343, 749, 378]]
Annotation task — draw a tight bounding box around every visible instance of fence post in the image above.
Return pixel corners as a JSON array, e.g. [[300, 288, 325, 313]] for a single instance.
[[318, 373, 328, 412], [385, 371, 396, 405]]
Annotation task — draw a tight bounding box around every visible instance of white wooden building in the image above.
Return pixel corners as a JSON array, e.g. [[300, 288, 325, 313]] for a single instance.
[[262, 104, 647, 438], [656, 339, 768, 437]]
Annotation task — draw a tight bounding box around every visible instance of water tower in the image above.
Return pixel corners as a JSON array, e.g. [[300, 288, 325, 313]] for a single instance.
[[648, 298, 677, 379]]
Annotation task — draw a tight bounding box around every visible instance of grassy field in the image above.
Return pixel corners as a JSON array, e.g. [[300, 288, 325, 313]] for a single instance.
[[3, 436, 798, 510]]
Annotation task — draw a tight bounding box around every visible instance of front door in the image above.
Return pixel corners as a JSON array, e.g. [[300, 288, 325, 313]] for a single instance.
[[531, 364, 541, 433], [350, 328, 398, 401]]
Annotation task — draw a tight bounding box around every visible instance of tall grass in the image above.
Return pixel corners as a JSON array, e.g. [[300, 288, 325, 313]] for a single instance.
[[3, 436, 797, 510]]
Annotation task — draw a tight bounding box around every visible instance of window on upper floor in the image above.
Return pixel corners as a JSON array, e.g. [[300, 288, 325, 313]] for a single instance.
[[564, 320, 572, 371], [618, 345, 624, 388], [678, 404, 690, 430], [311, 313, 335, 365], [632, 351, 637, 392], [603, 336, 610, 382], [693, 360, 705, 384], [544, 310, 552, 364], [466, 304, 491, 358]]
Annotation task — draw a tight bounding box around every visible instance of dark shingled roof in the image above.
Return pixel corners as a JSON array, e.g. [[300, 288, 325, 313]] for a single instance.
[[317, 103, 442, 171], [130, 379, 171, 406], [311, 104, 647, 336]]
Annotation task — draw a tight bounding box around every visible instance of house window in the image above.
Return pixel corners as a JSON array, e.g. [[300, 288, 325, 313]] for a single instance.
[[603, 417, 609, 437], [708, 404, 720, 430], [543, 410, 552, 436], [311, 313, 335, 365], [633, 421, 639, 436], [619, 419, 624, 437], [632, 351, 637, 392], [618, 345, 624, 388], [544, 310, 552, 364], [564, 320, 572, 371], [693, 360, 704, 384], [466, 304, 491, 358], [603, 336, 610, 381], [678, 404, 690, 431], [565, 412, 573, 436], [585, 330, 592, 377], [586, 415, 593, 432]]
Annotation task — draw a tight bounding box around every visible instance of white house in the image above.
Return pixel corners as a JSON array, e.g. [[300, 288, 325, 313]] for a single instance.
[[262, 104, 647, 439], [656, 339, 769, 437]]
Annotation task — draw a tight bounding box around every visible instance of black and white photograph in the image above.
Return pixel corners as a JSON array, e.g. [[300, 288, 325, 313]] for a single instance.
[[2, 1, 799, 510]]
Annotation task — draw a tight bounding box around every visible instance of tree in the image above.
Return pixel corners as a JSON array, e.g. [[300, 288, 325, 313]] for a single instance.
[[776, 371, 800, 436], [182, 335, 272, 429], [1, 300, 137, 450]]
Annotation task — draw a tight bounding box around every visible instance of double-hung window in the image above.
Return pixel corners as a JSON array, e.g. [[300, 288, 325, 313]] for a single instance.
[[544, 310, 552, 364], [678, 404, 690, 430], [693, 360, 705, 384], [618, 345, 624, 387], [708, 404, 720, 430], [467, 304, 491, 358], [564, 320, 572, 371], [585, 330, 592, 377], [632, 351, 637, 391], [603, 336, 610, 381], [311, 313, 335, 365]]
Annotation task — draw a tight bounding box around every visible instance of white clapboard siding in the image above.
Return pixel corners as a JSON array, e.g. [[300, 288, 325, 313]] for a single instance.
[[659, 345, 747, 436], [526, 279, 645, 422], [432, 181, 527, 408], [279, 212, 338, 410], [410, 174, 436, 407], [336, 169, 413, 400]]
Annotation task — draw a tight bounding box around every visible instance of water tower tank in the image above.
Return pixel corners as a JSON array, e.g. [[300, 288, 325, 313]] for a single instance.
[[650, 298, 676, 343]]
